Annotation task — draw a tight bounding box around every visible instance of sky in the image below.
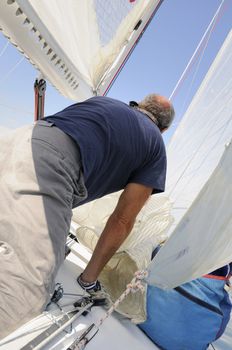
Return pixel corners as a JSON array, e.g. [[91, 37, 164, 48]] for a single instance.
[[0, 0, 231, 145]]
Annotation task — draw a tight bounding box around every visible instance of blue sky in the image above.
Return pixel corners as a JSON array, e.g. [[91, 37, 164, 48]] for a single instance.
[[0, 0, 231, 145]]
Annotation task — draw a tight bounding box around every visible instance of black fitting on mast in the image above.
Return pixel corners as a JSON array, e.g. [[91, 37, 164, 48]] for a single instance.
[[34, 78, 46, 121]]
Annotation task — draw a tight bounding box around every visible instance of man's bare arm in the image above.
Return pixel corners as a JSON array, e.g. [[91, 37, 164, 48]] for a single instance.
[[81, 183, 153, 283]]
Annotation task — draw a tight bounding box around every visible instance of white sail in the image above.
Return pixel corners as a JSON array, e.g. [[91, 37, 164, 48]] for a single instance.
[[0, 0, 161, 101], [147, 30, 232, 288], [166, 29, 232, 231], [147, 140, 232, 288]]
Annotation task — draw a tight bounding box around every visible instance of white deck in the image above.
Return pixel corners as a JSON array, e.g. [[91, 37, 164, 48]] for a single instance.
[[0, 242, 158, 350], [0, 241, 231, 350]]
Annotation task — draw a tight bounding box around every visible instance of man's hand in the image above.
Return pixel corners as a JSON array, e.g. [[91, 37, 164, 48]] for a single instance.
[[81, 183, 152, 283]]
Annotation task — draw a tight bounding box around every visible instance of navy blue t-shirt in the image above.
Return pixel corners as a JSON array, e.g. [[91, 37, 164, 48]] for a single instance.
[[45, 96, 167, 204]]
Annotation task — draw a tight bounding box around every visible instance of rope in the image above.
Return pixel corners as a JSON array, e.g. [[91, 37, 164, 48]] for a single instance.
[[97, 270, 147, 328], [71, 270, 148, 350]]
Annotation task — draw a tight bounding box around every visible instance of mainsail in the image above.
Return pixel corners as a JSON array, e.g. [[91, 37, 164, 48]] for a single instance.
[[0, 0, 161, 101], [147, 30, 232, 288]]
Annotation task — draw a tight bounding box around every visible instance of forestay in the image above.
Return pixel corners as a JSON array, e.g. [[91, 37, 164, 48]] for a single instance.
[[0, 0, 161, 100]]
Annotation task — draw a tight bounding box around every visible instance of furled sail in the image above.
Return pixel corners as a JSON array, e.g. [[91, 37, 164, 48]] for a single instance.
[[0, 0, 161, 101], [147, 30, 232, 288]]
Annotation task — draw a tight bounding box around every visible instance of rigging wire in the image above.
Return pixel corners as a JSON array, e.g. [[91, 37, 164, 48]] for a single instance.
[[167, 0, 227, 197], [177, 14, 219, 119], [0, 102, 33, 115], [169, 0, 226, 101], [0, 53, 33, 117], [0, 41, 9, 58], [0, 56, 24, 85]]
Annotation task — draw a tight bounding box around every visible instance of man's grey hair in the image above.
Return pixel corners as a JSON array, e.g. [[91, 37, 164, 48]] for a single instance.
[[138, 94, 175, 131]]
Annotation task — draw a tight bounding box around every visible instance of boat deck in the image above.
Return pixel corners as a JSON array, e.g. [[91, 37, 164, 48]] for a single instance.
[[0, 242, 158, 350], [0, 240, 231, 350]]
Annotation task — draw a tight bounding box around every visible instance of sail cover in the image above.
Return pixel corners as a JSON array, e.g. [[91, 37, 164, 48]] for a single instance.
[[0, 0, 161, 101], [147, 30, 232, 288]]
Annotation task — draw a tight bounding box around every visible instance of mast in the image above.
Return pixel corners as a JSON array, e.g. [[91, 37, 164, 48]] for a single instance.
[[34, 78, 46, 121]]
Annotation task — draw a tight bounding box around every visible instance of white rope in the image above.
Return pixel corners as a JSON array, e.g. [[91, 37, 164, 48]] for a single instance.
[[73, 270, 148, 350], [96, 269, 148, 328]]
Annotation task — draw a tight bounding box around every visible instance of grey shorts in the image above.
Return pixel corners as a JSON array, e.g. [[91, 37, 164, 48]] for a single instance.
[[0, 121, 87, 339]]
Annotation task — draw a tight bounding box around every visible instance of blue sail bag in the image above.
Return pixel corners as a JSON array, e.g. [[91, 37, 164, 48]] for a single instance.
[[139, 271, 231, 350]]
